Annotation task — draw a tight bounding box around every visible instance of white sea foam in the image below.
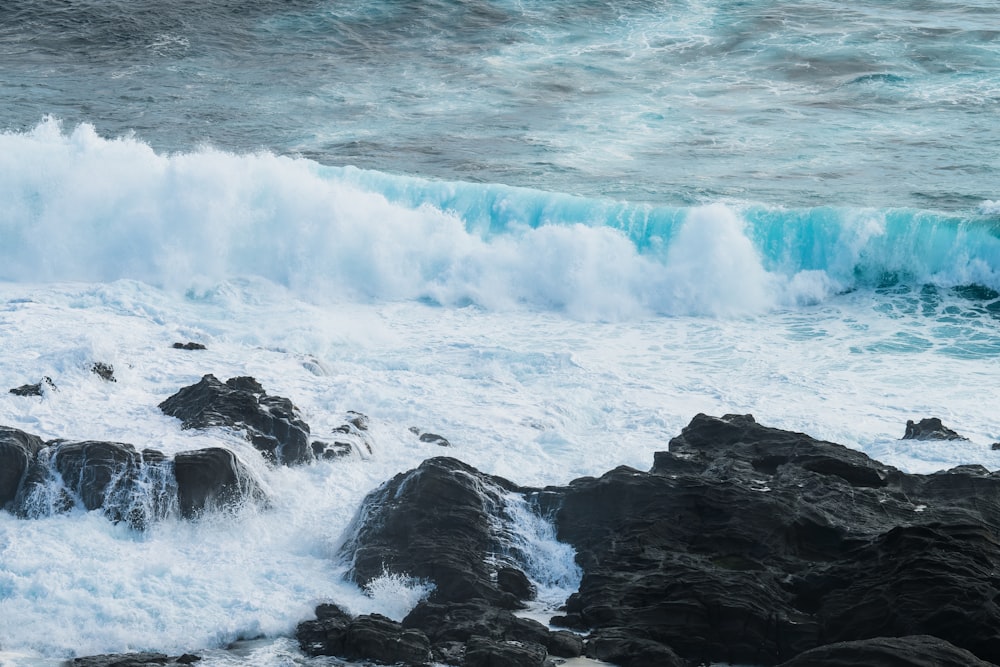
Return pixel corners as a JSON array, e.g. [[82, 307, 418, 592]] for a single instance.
[[4, 121, 998, 325], [2, 275, 1000, 661]]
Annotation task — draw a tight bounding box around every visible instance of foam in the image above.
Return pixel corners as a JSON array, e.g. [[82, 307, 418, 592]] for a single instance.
[[3, 121, 999, 322]]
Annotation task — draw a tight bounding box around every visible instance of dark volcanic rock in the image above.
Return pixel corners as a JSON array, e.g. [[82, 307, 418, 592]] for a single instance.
[[69, 653, 200, 667], [15, 440, 174, 528], [341, 456, 525, 608], [0, 426, 45, 508], [158, 374, 311, 465], [297, 608, 431, 665], [534, 413, 1000, 665], [903, 417, 968, 441], [402, 600, 550, 646], [173, 447, 266, 519], [497, 566, 536, 601], [463, 636, 547, 667], [172, 342, 206, 350], [9, 376, 55, 396], [419, 432, 451, 447], [91, 362, 116, 382], [776, 634, 996, 667]]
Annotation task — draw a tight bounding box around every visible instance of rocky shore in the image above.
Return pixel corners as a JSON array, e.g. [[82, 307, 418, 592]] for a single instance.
[[5, 374, 1000, 666]]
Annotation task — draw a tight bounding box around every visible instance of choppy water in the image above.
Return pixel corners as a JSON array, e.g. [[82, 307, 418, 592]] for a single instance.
[[1, 0, 1000, 664]]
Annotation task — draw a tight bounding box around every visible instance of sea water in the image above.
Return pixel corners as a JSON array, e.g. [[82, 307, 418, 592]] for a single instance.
[[1, 1, 999, 664]]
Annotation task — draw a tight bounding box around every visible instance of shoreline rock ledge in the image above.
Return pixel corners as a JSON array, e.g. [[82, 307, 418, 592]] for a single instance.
[[306, 413, 1000, 667]]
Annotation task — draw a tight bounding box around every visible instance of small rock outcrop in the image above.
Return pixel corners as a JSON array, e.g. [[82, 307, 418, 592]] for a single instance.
[[341, 456, 527, 609], [297, 604, 432, 665], [172, 342, 206, 350], [91, 362, 116, 382], [9, 376, 56, 396], [158, 374, 311, 465], [903, 417, 968, 441]]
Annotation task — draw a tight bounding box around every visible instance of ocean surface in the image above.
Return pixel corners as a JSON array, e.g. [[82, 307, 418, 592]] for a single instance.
[[1, 1, 999, 664]]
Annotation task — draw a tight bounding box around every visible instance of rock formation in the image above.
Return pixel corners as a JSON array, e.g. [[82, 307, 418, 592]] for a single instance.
[[158, 374, 312, 465], [319, 413, 1000, 666]]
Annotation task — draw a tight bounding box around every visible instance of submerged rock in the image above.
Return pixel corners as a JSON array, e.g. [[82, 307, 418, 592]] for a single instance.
[[159, 374, 311, 465], [903, 417, 968, 441], [91, 362, 116, 382], [172, 342, 207, 350], [9, 376, 56, 396]]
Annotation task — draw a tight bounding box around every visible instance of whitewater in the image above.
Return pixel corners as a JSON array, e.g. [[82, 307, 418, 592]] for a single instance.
[[1, 0, 1000, 664]]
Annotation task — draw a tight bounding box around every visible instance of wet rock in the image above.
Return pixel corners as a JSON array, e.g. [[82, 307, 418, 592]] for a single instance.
[[159, 374, 311, 465], [777, 634, 996, 667], [297, 609, 431, 665], [15, 440, 173, 528], [69, 653, 200, 667], [409, 427, 451, 447], [536, 413, 1000, 665], [172, 342, 206, 350], [341, 457, 524, 608], [91, 362, 116, 382], [419, 432, 451, 447], [9, 376, 55, 396], [546, 630, 583, 658], [497, 566, 536, 601], [463, 636, 547, 667], [903, 417, 968, 441], [173, 447, 266, 519], [585, 628, 687, 667], [0, 426, 45, 508], [402, 600, 550, 646]]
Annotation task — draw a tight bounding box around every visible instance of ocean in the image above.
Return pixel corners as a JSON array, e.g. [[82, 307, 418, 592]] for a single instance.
[[0, 0, 999, 664]]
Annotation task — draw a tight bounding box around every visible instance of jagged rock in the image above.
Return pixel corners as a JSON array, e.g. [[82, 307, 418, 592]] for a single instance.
[[534, 413, 1000, 665], [903, 417, 968, 441], [311, 413, 374, 460], [173, 447, 266, 519], [158, 374, 311, 465], [776, 635, 996, 667], [9, 376, 55, 396], [297, 610, 431, 665], [91, 362, 116, 382], [172, 342, 207, 350], [0, 426, 45, 508], [341, 457, 525, 608], [69, 653, 200, 667], [463, 636, 547, 667]]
